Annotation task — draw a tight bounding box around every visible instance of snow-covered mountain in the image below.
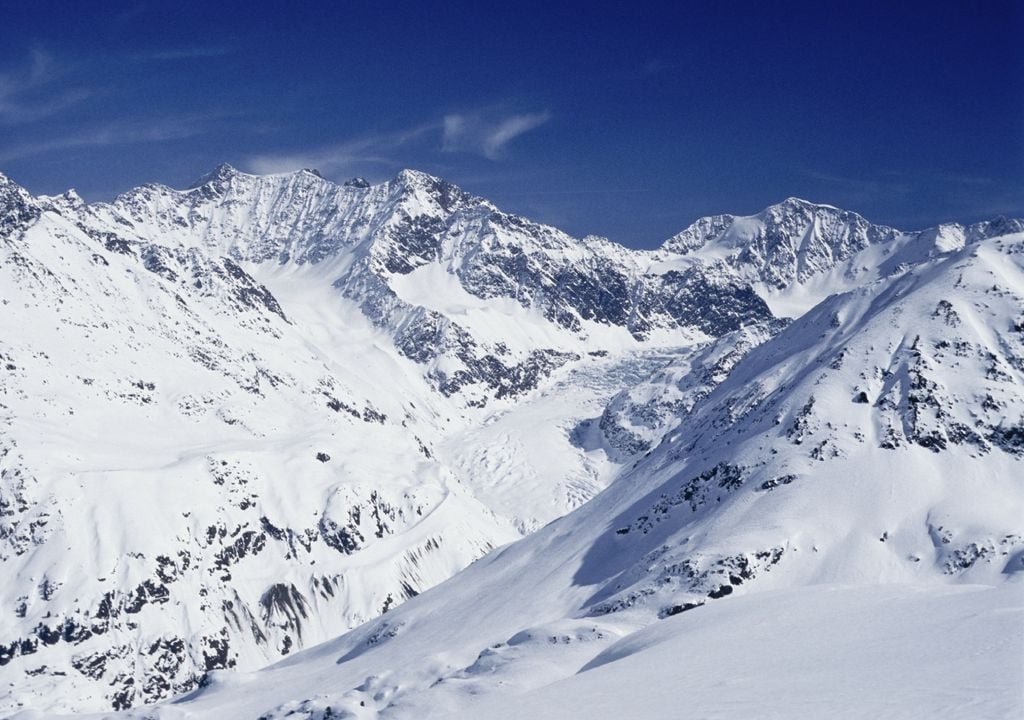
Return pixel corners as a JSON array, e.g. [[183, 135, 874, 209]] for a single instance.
[[78, 164, 771, 402], [1, 165, 1021, 716], [111, 220, 1024, 720], [659, 195, 1024, 316]]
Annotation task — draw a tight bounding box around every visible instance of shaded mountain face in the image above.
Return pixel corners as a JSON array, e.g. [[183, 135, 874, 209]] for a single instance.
[[0, 165, 1019, 714]]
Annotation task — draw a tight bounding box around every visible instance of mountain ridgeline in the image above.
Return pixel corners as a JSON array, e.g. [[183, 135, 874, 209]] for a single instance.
[[0, 165, 1021, 714]]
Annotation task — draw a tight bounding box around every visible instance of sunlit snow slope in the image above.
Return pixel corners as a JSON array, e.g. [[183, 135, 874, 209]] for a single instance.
[[92, 228, 1024, 720], [1, 164, 1021, 715]]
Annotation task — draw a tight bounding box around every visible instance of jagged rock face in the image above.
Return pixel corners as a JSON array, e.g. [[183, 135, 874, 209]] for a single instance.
[[1, 164, 1020, 715], [0, 173, 40, 235], [662, 199, 1024, 298], [76, 165, 775, 401], [662, 198, 901, 288], [441, 213, 772, 340]]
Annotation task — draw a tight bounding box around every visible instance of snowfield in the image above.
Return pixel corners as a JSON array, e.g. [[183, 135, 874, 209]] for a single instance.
[[18, 585, 1019, 720], [461, 584, 1024, 720], [1, 165, 1021, 717]]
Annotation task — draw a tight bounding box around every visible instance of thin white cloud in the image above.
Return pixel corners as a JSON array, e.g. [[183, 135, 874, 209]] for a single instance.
[[244, 108, 551, 178], [0, 114, 221, 163], [442, 110, 551, 160], [246, 123, 438, 176], [442, 115, 467, 148], [0, 49, 91, 123]]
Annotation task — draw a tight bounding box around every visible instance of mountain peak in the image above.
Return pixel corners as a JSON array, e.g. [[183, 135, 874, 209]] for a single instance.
[[37, 188, 85, 212], [392, 168, 444, 188], [765, 196, 842, 215], [778, 196, 815, 207], [387, 168, 483, 214], [188, 162, 241, 190], [0, 170, 40, 231], [0, 171, 36, 205], [659, 196, 904, 290], [0, 169, 24, 192]]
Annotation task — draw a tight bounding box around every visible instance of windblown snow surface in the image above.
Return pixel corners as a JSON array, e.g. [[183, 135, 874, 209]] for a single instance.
[[1, 166, 1022, 718]]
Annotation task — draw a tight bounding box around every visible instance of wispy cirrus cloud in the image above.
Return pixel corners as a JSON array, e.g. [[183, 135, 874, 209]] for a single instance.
[[244, 107, 552, 177], [0, 113, 224, 163], [442, 110, 551, 160], [0, 49, 91, 124], [245, 122, 439, 176]]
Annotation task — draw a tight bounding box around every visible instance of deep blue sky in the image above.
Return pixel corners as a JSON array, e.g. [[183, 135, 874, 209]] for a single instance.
[[1, 1, 1021, 248]]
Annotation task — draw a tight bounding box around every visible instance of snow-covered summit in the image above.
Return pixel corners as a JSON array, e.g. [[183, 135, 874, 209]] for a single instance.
[[185, 161, 249, 189], [0, 171, 39, 233], [662, 196, 900, 287]]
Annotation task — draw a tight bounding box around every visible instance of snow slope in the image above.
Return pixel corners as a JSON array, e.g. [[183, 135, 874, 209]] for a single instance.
[[0, 165, 758, 713], [54, 228, 1023, 720], [1, 164, 1021, 715], [0, 179, 520, 712], [459, 584, 1023, 720]]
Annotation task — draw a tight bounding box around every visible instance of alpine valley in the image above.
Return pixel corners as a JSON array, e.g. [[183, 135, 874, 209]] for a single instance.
[[1, 165, 1021, 718]]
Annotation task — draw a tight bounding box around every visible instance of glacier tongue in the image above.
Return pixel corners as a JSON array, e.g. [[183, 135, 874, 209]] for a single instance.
[[0, 166, 1021, 715]]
